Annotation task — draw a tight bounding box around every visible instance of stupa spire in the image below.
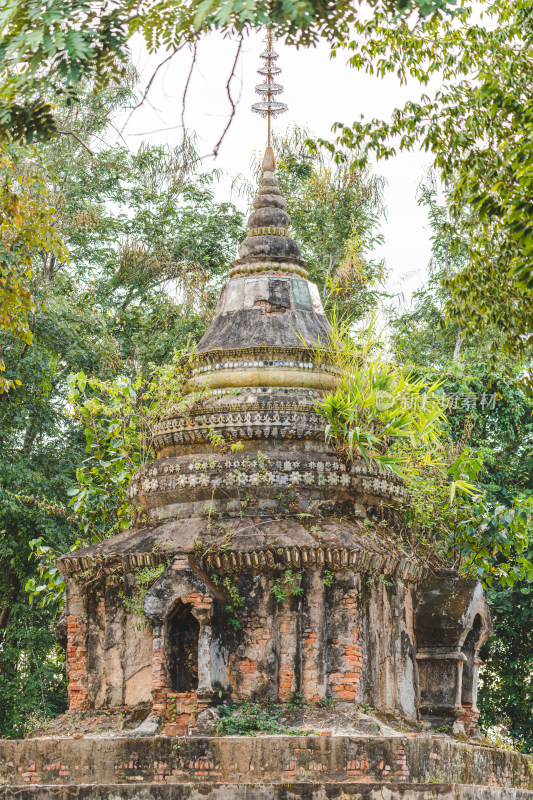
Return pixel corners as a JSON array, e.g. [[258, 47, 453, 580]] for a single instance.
[[236, 143, 303, 266], [252, 29, 287, 148], [230, 28, 306, 277]]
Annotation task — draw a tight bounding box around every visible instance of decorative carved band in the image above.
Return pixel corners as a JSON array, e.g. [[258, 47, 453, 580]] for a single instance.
[[202, 386, 322, 399], [247, 226, 290, 237], [59, 544, 426, 584], [190, 359, 337, 377], [229, 262, 308, 279], [129, 455, 408, 502], [153, 408, 326, 447], [159, 400, 321, 421], [182, 345, 334, 370], [130, 468, 407, 498]]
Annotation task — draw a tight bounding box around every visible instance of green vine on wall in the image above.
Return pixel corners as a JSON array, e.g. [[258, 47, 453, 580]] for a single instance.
[[210, 573, 244, 630], [271, 569, 304, 603], [119, 564, 166, 628], [321, 568, 335, 587]]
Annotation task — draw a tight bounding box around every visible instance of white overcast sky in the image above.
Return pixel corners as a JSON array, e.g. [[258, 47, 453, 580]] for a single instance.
[[120, 29, 436, 307]]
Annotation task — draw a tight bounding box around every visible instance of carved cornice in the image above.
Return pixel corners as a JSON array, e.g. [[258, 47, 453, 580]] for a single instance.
[[229, 262, 308, 279], [59, 543, 427, 584], [181, 345, 335, 370], [247, 226, 290, 237]]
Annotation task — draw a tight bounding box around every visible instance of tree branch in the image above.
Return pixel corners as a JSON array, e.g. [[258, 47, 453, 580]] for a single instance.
[[121, 45, 186, 134], [453, 329, 463, 361], [56, 129, 94, 157], [181, 42, 198, 143], [213, 35, 244, 157], [0, 567, 20, 636]]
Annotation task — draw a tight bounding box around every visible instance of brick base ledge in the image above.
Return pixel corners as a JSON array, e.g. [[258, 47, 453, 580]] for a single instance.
[[1, 736, 531, 790]]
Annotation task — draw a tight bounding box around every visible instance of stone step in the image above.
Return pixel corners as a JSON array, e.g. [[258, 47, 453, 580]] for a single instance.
[[2, 783, 533, 800]]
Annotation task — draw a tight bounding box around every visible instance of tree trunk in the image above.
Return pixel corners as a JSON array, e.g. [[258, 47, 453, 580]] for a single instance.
[[322, 254, 335, 302], [453, 329, 463, 361], [21, 421, 39, 455], [0, 567, 20, 639]]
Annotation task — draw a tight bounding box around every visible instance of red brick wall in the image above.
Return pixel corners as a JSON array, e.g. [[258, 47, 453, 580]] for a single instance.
[[227, 575, 276, 702], [65, 583, 89, 710], [227, 616, 272, 700], [460, 703, 479, 733], [300, 572, 326, 702], [66, 615, 89, 709], [278, 610, 297, 701], [327, 580, 363, 701]]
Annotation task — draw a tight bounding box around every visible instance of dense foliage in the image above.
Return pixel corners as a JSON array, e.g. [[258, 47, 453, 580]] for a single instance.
[[0, 85, 245, 738], [388, 184, 533, 750], [0, 0, 456, 146], [0, 144, 67, 393], [316, 317, 445, 477], [322, 0, 533, 373]]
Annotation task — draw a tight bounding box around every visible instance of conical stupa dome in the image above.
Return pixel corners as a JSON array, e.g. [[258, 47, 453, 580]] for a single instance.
[[113, 146, 407, 523]]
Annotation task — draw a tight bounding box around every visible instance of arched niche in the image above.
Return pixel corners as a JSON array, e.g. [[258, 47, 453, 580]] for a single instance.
[[414, 576, 493, 727]]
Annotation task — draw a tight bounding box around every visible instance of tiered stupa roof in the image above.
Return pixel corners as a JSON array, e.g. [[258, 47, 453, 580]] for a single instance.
[[132, 146, 406, 520], [59, 147, 416, 582]]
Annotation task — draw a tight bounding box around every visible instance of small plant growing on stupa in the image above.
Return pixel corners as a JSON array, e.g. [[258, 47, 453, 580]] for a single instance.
[[271, 569, 304, 603], [314, 314, 446, 479]]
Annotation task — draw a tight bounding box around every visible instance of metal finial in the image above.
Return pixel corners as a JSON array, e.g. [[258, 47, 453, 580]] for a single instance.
[[252, 28, 288, 148]]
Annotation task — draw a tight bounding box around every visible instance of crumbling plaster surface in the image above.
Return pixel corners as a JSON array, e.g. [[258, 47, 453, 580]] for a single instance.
[[414, 577, 492, 729], [357, 578, 418, 718], [415, 577, 494, 649], [195, 308, 332, 351], [72, 583, 153, 710], [63, 545, 491, 736], [68, 556, 421, 716]]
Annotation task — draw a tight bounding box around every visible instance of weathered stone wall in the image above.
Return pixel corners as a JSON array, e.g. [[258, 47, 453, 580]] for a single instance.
[[357, 578, 418, 717], [64, 567, 421, 721], [1, 736, 532, 789], [221, 571, 418, 717], [65, 580, 153, 711], [65, 561, 489, 731]]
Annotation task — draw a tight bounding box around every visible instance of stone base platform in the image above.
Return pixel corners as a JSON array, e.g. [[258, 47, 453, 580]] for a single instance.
[[1, 736, 532, 799], [2, 784, 533, 800]]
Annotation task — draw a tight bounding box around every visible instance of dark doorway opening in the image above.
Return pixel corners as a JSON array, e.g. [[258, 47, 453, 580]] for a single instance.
[[168, 605, 200, 692]]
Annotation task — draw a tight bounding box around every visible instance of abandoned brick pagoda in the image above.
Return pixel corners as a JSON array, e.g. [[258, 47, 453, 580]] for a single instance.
[[4, 43, 533, 794], [54, 144, 494, 742], [3, 33, 533, 798]]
